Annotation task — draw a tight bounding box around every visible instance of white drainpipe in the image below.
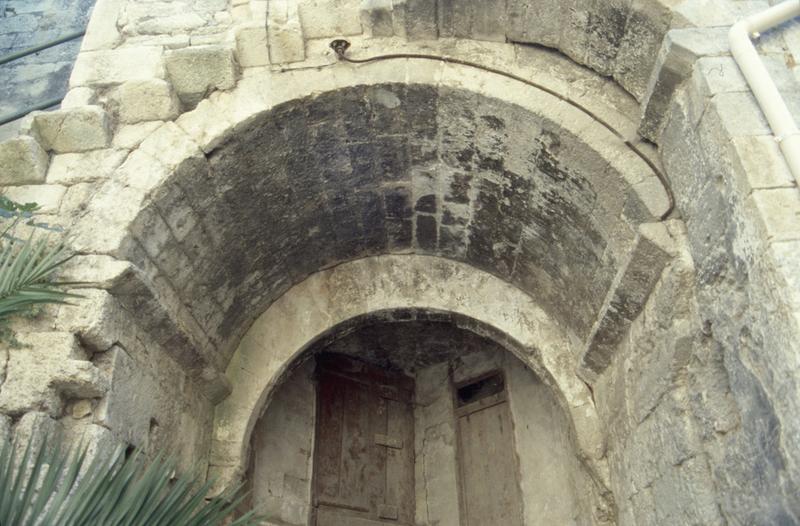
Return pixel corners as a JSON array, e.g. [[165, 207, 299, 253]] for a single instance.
[[729, 0, 800, 184]]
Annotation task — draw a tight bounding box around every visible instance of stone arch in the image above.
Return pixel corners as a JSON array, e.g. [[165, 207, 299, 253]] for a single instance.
[[210, 254, 607, 491], [69, 54, 671, 400]]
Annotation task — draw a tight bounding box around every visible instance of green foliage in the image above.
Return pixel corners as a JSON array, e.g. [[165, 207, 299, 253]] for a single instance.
[[0, 434, 262, 526], [0, 196, 80, 338]]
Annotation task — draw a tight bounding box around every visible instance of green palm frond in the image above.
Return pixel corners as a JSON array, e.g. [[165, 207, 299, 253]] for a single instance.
[[0, 235, 81, 321], [0, 434, 262, 526]]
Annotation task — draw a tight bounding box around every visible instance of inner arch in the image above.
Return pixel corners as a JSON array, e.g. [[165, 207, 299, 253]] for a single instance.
[[210, 254, 605, 493]]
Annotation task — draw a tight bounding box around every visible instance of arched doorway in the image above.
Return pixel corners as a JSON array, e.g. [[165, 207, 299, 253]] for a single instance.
[[246, 311, 602, 525]]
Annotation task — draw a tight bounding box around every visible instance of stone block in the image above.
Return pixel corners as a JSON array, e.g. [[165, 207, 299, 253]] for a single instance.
[[61, 87, 98, 109], [361, 0, 394, 37], [138, 122, 203, 170], [81, 0, 124, 51], [0, 136, 49, 186], [113, 121, 163, 150], [63, 422, 121, 468], [298, 0, 363, 38], [639, 27, 730, 141], [47, 149, 128, 185], [580, 222, 678, 378], [69, 181, 147, 255], [32, 106, 112, 153], [113, 79, 181, 124], [749, 188, 800, 242], [236, 23, 270, 67], [452, 0, 507, 41], [70, 47, 165, 87], [115, 149, 171, 193], [268, 0, 306, 64], [164, 45, 238, 107], [1, 184, 66, 214], [0, 333, 108, 417], [731, 135, 795, 191]]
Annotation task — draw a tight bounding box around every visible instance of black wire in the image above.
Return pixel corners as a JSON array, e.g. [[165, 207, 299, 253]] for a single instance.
[[330, 39, 675, 220]]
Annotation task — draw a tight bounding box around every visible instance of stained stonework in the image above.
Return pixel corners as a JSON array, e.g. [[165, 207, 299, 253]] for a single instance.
[[0, 0, 799, 524]]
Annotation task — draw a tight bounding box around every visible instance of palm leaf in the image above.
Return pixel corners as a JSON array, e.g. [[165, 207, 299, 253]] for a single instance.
[[0, 433, 263, 526], [0, 235, 81, 322]]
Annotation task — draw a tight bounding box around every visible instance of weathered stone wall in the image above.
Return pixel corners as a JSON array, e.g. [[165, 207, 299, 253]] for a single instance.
[[0, 0, 95, 141]]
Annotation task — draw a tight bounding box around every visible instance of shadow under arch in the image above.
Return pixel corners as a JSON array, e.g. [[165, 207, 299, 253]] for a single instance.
[[210, 254, 609, 494]]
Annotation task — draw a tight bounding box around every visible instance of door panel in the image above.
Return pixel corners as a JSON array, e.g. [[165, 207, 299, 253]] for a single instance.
[[456, 373, 524, 526], [313, 354, 415, 526]]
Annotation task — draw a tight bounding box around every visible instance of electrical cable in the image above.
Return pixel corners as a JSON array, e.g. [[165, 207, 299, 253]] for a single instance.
[[329, 39, 675, 220]]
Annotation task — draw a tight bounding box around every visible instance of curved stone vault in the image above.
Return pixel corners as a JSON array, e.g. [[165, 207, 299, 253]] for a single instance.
[[0, 0, 798, 524]]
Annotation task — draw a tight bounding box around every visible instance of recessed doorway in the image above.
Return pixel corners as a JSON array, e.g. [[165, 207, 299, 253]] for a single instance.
[[245, 317, 599, 526]]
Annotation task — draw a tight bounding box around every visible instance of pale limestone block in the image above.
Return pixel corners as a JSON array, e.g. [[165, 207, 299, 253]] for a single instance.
[[1, 184, 66, 214], [190, 32, 227, 46], [54, 288, 136, 353], [113, 79, 181, 124], [81, 0, 124, 51], [114, 149, 171, 192], [33, 106, 111, 153], [0, 333, 108, 417], [0, 136, 49, 185], [750, 188, 800, 242], [164, 45, 238, 107], [132, 12, 207, 35], [175, 98, 233, 152], [267, 0, 306, 64], [630, 174, 671, 220], [70, 181, 147, 255], [70, 47, 165, 87], [127, 34, 191, 49], [236, 23, 270, 67], [61, 183, 94, 218], [61, 87, 97, 108], [113, 121, 163, 149], [298, 0, 363, 38], [251, 0, 268, 21], [48, 149, 128, 185], [138, 122, 203, 170], [232, 3, 251, 21], [731, 136, 795, 190]]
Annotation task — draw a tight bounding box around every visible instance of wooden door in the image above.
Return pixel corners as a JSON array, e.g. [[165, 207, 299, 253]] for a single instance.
[[455, 371, 524, 526], [313, 354, 415, 526]]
